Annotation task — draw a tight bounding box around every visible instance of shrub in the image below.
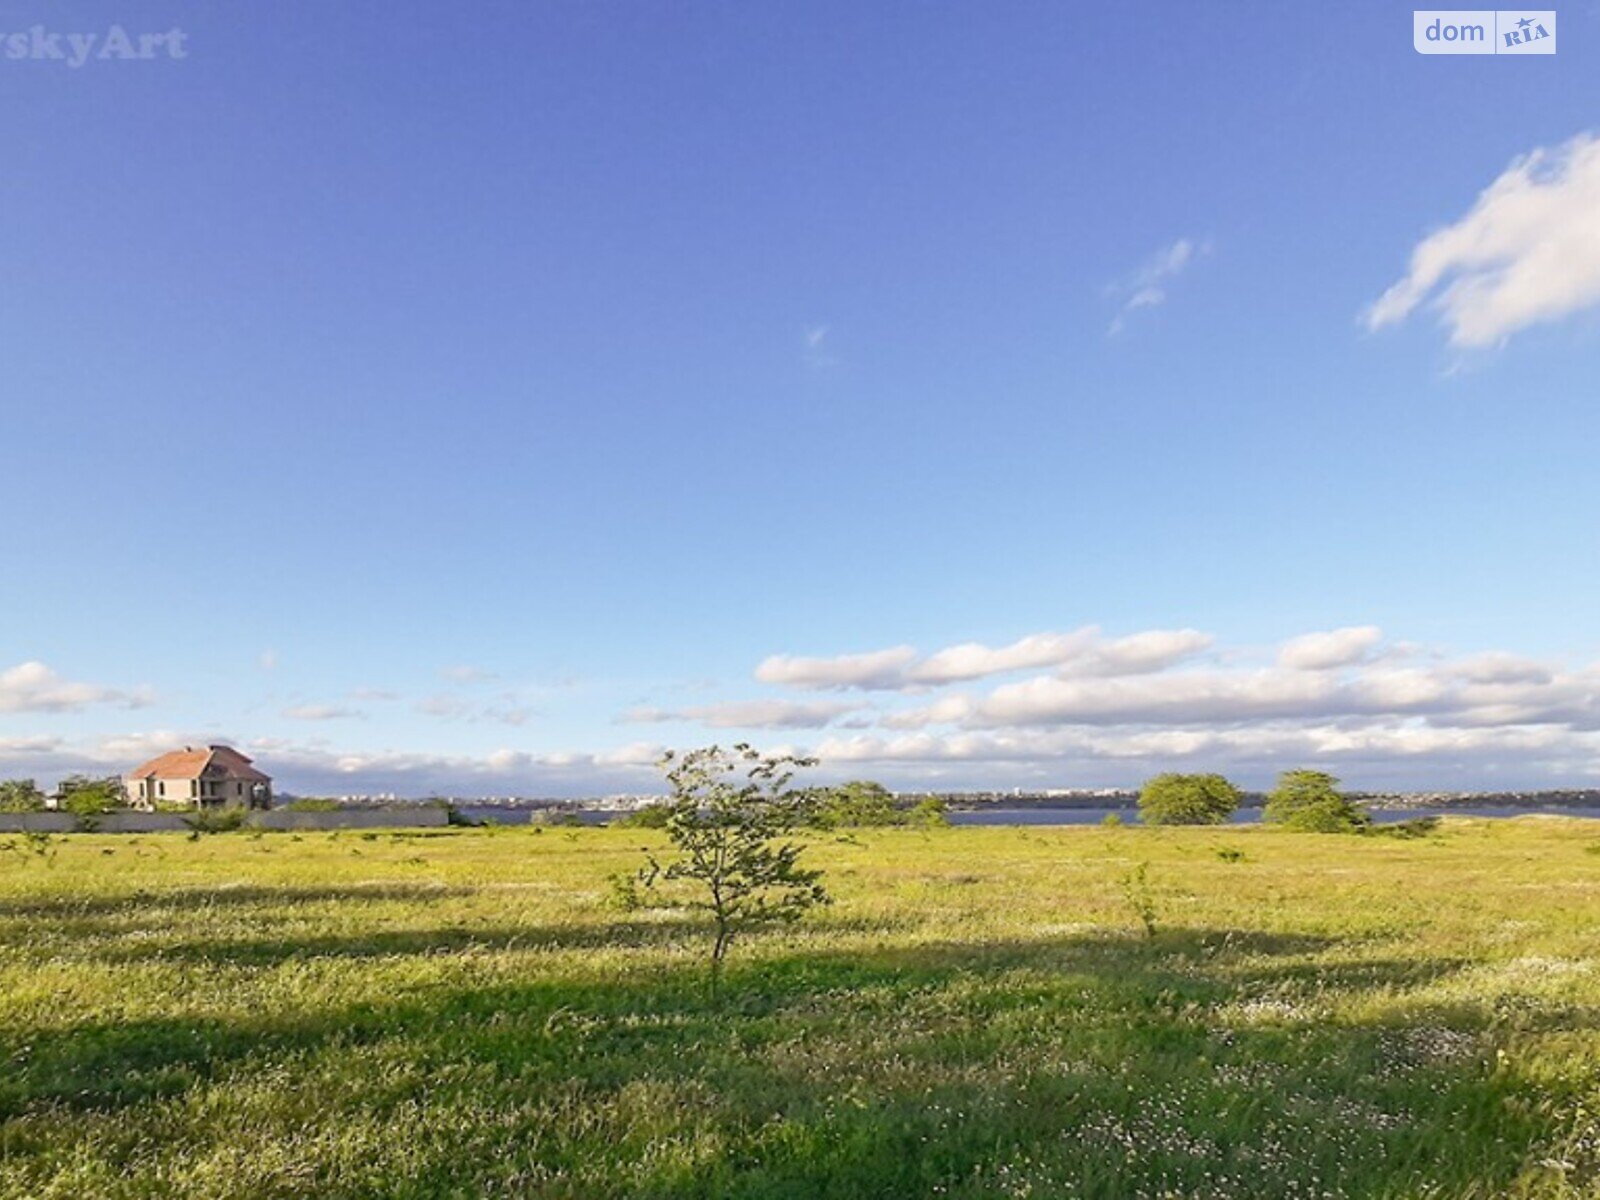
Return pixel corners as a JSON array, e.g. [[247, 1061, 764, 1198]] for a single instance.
[[1371, 816, 1441, 839], [1264, 770, 1369, 833], [184, 807, 249, 834], [0, 779, 47, 813], [58, 776, 125, 817], [907, 795, 950, 828], [615, 803, 672, 829], [1138, 773, 1241, 825], [1101, 812, 1125, 828], [814, 781, 901, 828]]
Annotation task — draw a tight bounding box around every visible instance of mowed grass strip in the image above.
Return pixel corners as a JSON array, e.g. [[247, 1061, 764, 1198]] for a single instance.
[[1, 820, 1598, 1198]]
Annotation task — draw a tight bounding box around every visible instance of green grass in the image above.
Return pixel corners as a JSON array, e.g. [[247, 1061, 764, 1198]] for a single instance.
[[2, 819, 1599, 1198]]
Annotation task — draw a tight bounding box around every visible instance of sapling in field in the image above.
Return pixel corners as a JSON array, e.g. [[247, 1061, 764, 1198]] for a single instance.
[[636, 744, 829, 992]]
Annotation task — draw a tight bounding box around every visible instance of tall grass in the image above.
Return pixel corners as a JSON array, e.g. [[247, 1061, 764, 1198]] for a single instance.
[[1, 819, 1597, 1197]]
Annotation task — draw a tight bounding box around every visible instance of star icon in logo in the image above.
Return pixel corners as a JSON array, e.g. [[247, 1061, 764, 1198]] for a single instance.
[[1517, 15, 1533, 29]]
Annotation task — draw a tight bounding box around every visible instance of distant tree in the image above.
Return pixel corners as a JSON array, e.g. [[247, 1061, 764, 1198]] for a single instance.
[[636, 745, 828, 992], [1263, 769, 1369, 833], [1138, 773, 1241, 826], [815, 780, 900, 828], [907, 794, 950, 828], [614, 802, 672, 829], [56, 775, 125, 817], [0, 779, 47, 813]]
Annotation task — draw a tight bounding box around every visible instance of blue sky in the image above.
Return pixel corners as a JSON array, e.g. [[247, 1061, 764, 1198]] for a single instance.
[[4, 1, 1600, 795]]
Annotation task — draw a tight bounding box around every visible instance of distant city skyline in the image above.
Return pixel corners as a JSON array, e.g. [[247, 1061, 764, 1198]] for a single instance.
[[4, 2, 1599, 795]]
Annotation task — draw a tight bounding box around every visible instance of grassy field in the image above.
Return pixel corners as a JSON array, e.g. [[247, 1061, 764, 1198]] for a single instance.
[[2, 819, 1599, 1199]]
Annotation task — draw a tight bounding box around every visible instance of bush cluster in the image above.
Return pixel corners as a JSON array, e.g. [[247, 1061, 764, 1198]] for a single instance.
[[1132, 769, 1371, 833]]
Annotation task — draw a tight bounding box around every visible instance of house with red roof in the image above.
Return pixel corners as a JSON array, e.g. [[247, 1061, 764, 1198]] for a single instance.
[[124, 744, 273, 810]]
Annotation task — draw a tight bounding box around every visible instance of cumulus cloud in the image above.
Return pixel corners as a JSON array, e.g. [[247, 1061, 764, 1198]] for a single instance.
[[15, 626, 1600, 794], [1107, 237, 1210, 336], [756, 646, 919, 691], [745, 625, 1600, 788], [0, 661, 151, 713], [1365, 132, 1600, 347], [910, 632, 1100, 685], [622, 699, 858, 730], [756, 627, 1212, 692], [1063, 628, 1216, 677], [809, 720, 1593, 784], [1277, 626, 1383, 671]]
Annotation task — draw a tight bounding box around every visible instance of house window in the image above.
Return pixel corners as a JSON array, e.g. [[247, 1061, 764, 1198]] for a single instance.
[[158, 781, 166, 797]]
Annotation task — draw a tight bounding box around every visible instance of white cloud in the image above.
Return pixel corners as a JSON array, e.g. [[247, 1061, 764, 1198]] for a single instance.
[[0, 661, 150, 714], [957, 668, 1342, 728], [750, 625, 1600, 787], [756, 646, 919, 691], [1068, 628, 1216, 677], [1107, 237, 1209, 335], [1365, 132, 1600, 348], [12, 627, 1600, 795], [282, 704, 363, 721], [756, 627, 1213, 692], [910, 631, 1099, 685], [1277, 626, 1383, 671], [440, 665, 497, 684], [622, 698, 858, 730]]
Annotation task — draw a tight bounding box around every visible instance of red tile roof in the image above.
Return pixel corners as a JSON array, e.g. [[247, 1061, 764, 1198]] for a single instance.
[[127, 744, 270, 783]]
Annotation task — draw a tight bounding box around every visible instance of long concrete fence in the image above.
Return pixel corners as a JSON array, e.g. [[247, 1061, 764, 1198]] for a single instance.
[[0, 807, 451, 834]]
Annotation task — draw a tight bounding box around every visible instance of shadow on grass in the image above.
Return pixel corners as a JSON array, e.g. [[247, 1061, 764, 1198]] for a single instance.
[[0, 882, 480, 919], [0, 925, 1574, 1198]]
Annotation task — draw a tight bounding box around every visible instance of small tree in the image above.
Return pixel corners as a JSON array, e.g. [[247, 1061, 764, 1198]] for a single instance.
[[0, 779, 47, 813], [637, 744, 828, 992], [1263, 769, 1369, 833], [1138, 773, 1241, 825], [56, 775, 125, 817]]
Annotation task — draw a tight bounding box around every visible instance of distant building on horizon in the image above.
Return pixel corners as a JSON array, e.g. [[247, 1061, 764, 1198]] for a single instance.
[[124, 744, 273, 810]]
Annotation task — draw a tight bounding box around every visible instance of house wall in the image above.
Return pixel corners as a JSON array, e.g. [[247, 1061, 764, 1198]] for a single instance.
[[127, 776, 272, 808]]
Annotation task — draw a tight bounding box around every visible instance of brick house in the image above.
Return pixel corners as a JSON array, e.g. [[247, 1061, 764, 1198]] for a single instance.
[[125, 744, 273, 810]]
